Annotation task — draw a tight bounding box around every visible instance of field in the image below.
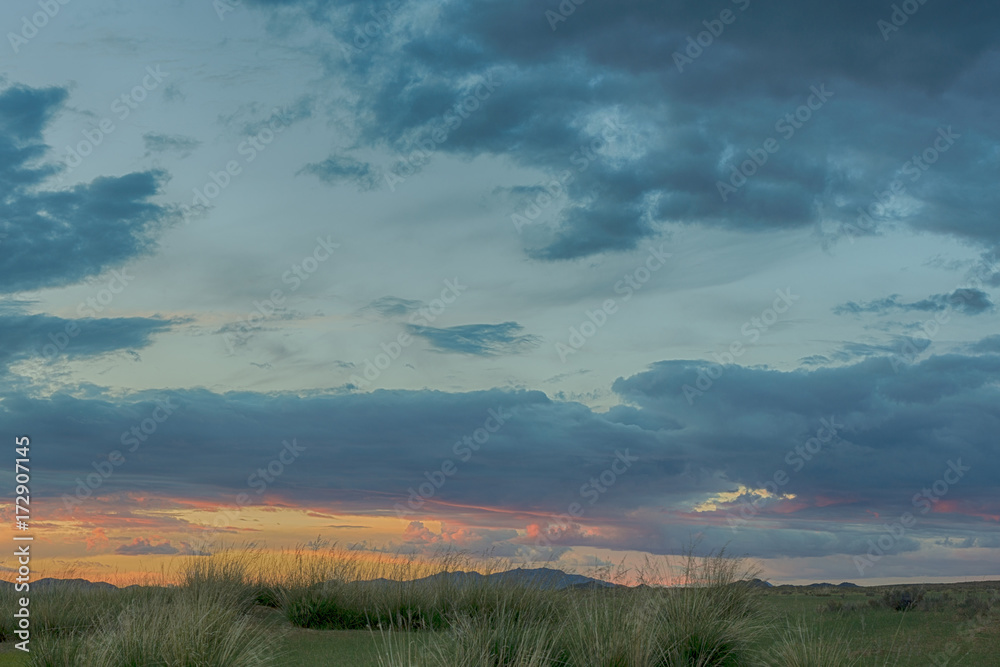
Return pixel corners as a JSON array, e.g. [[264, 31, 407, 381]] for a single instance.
[[1, 547, 998, 666]]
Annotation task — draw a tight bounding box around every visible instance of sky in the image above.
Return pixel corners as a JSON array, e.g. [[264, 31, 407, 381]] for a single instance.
[[1, 0, 999, 586]]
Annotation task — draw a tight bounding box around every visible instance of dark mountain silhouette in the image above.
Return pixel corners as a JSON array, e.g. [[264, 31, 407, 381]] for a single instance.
[[2, 572, 882, 591], [0, 577, 116, 590], [806, 581, 860, 588], [356, 567, 618, 590]]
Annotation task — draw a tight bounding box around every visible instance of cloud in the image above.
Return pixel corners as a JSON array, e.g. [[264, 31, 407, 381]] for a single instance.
[[223, 95, 315, 137], [0, 312, 176, 371], [162, 82, 185, 103], [402, 520, 520, 555], [0, 82, 175, 293], [10, 337, 1000, 566], [407, 322, 541, 356], [142, 132, 201, 157], [86, 527, 110, 551], [299, 155, 381, 191], [243, 0, 1000, 259], [114, 537, 207, 556], [968, 334, 1000, 354], [360, 296, 424, 317], [834, 289, 994, 316]]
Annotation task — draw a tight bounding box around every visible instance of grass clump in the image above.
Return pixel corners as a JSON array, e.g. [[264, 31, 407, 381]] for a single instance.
[[28, 584, 281, 667], [764, 623, 859, 667], [374, 548, 770, 667]]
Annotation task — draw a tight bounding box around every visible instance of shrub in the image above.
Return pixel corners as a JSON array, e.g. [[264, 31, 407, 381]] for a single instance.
[[880, 587, 924, 611]]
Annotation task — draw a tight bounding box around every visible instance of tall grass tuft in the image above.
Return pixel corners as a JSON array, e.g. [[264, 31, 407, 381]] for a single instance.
[[28, 585, 282, 667], [375, 548, 770, 667], [765, 622, 859, 667], [436, 605, 562, 667]]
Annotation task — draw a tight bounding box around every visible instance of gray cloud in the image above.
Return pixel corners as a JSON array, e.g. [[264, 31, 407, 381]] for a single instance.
[[834, 289, 994, 316], [968, 334, 1000, 355], [360, 296, 424, 317], [11, 339, 1000, 563], [115, 538, 207, 556], [0, 83, 175, 293], [0, 312, 176, 371], [300, 155, 381, 191], [245, 0, 1000, 260], [407, 321, 541, 356], [143, 132, 201, 157]]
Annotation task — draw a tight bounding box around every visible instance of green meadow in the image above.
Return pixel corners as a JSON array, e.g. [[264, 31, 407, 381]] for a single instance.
[[2, 547, 997, 666]]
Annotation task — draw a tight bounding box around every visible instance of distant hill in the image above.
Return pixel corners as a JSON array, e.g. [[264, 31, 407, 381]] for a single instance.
[[2, 572, 891, 591], [0, 577, 117, 590], [746, 578, 774, 588], [358, 567, 618, 590], [806, 582, 860, 588]]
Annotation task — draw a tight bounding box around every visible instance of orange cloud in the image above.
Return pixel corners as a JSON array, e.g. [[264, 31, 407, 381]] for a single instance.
[[86, 527, 109, 551]]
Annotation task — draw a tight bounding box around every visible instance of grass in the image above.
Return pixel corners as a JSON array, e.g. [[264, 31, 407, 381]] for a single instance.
[[1, 545, 997, 666]]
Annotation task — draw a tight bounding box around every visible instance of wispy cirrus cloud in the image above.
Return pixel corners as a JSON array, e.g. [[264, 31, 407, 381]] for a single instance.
[[142, 132, 201, 157], [407, 322, 541, 356], [834, 289, 994, 316], [299, 155, 381, 191]]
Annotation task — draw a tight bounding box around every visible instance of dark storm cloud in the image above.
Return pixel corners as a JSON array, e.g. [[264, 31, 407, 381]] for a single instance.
[[142, 132, 201, 157], [0, 313, 176, 370], [834, 289, 994, 316], [246, 0, 1000, 259], [0, 83, 175, 293], [15, 387, 667, 518], [407, 321, 541, 356], [12, 339, 1000, 562], [610, 354, 1000, 507], [968, 335, 1000, 355]]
